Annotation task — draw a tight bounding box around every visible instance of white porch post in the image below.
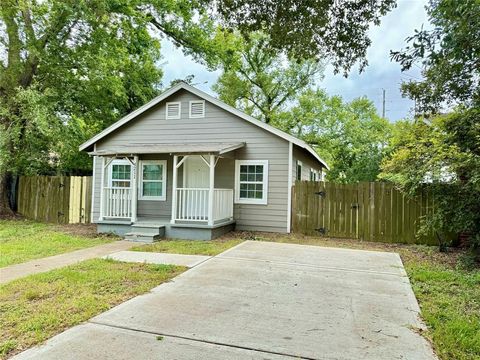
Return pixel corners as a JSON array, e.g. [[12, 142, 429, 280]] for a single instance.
[[131, 155, 139, 222], [171, 155, 178, 224], [208, 154, 215, 226], [99, 156, 106, 221]]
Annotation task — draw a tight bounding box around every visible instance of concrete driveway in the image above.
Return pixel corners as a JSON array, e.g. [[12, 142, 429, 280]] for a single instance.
[[14, 241, 436, 360]]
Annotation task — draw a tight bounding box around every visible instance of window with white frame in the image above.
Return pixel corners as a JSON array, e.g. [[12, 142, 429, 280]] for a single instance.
[[109, 160, 132, 188], [235, 160, 268, 205], [166, 102, 181, 119], [310, 168, 316, 181], [139, 160, 167, 200], [296, 160, 303, 181], [189, 100, 205, 118]]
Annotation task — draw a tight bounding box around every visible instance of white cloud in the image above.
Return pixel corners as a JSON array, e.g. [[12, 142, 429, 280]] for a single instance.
[[160, 0, 430, 120]]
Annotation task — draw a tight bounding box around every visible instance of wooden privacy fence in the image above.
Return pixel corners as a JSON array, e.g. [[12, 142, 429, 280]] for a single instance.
[[292, 181, 444, 245], [18, 176, 92, 224]]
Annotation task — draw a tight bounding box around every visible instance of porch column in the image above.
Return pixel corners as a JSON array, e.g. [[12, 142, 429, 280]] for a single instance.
[[171, 155, 178, 224], [208, 154, 215, 226], [131, 155, 139, 222], [99, 156, 106, 221]]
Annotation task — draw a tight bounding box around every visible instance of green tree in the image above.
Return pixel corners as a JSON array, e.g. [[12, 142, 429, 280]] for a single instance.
[[274, 89, 392, 182], [380, 111, 480, 255], [0, 0, 223, 216], [213, 32, 324, 124], [391, 0, 480, 115], [218, 0, 397, 74]]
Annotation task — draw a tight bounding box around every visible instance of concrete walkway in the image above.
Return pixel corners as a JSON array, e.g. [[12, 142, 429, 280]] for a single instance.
[[0, 241, 133, 284], [13, 241, 436, 360], [104, 251, 210, 267]]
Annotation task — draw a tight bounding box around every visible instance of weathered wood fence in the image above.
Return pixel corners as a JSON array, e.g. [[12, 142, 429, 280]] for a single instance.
[[17, 176, 92, 224], [292, 181, 445, 245]]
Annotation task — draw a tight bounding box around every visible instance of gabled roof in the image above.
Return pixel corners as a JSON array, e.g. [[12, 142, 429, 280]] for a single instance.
[[79, 82, 329, 169]]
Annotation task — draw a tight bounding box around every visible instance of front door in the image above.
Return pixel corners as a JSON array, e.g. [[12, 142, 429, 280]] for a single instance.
[[184, 156, 209, 188], [183, 156, 210, 219]]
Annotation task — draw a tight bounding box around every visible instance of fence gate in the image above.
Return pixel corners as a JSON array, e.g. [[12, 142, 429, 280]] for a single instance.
[[292, 181, 361, 239]]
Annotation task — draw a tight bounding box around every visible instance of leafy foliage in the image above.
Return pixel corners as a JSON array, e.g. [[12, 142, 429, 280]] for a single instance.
[[274, 89, 392, 182], [391, 0, 480, 115], [213, 32, 324, 124], [380, 110, 480, 253], [218, 0, 397, 75]]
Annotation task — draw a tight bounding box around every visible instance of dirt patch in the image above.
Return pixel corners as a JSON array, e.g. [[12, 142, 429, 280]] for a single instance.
[[52, 223, 120, 240]]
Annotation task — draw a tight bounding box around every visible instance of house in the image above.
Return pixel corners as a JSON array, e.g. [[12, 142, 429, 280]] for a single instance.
[[79, 82, 328, 241]]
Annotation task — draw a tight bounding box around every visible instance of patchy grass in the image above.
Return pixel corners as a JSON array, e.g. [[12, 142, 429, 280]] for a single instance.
[[0, 220, 116, 267], [0, 258, 185, 359], [131, 238, 243, 256]]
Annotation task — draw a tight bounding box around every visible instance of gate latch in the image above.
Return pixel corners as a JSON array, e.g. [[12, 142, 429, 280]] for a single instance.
[[351, 203, 359, 209], [315, 191, 326, 197], [315, 227, 327, 235]]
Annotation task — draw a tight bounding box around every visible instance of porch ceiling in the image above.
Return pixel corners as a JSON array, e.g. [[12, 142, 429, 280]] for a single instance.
[[89, 142, 245, 156]]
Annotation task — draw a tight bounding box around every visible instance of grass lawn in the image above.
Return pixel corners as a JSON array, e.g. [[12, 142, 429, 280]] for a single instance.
[[132, 238, 243, 256], [0, 258, 185, 359], [135, 231, 479, 360], [0, 220, 115, 267]]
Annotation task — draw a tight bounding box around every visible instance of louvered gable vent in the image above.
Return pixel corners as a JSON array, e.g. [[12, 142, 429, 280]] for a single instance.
[[166, 102, 181, 119], [189, 100, 205, 118]]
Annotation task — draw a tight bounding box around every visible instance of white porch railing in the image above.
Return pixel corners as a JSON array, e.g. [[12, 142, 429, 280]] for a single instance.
[[213, 189, 234, 222], [175, 188, 233, 223], [103, 187, 132, 218]]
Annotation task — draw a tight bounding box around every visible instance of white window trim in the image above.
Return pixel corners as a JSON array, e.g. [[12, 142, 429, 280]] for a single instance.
[[296, 160, 303, 181], [189, 100, 205, 118], [108, 159, 132, 188], [166, 101, 181, 119], [139, 160, 167, 201], [234, 160, 269, 205]]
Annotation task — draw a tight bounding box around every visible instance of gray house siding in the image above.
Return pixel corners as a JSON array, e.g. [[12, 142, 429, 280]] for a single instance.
[[93, 89, 290, 233], [292, 145, 324, 182]]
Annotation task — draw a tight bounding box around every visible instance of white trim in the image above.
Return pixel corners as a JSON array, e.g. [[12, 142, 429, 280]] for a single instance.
[[208, 155, 215, 225], [79, 82, 329, 170], [171, 155, 178, 224], [98, 156, 105, 221], [166, 101, 181, 119], [189, 100, 205, 118], [131, 155, 139, 222], [287, 142, 293, 233], [234, 160, 269, 205], [138, 160, 167, 201]]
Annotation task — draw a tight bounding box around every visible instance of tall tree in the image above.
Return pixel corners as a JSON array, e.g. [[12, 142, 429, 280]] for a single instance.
[[213, 32, 324, 124], [218, 0, 397, 74], [391, 0, 480, 115], [275, 89, 392, 182], [0, 0, 222, 216]]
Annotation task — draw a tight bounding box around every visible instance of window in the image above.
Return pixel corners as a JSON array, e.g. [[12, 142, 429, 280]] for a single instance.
[[296, 160, 303, 181], [139, 160, 167, 201], [109, 160, 131, 188], [310, 169, 316, 181], [166, 102, 181, 119], [235, 160, 268, 205], [189, 100, 205, 118]]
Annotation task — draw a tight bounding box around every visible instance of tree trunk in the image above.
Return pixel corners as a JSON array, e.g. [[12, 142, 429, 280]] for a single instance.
[[0, 170, 15, 218]]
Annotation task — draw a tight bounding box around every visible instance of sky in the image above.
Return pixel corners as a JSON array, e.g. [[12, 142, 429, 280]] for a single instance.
[[160, 0, 430, 122]]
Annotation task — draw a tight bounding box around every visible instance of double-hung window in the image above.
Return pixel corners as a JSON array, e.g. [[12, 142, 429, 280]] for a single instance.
[[139, 160, 167, 201], [296, 160, 303, 181], [109, 160, 131, 188], [235, 160, 268, 205]]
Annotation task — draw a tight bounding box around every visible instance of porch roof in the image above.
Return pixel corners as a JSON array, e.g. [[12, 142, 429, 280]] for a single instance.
[[89, 142, 245, 156]]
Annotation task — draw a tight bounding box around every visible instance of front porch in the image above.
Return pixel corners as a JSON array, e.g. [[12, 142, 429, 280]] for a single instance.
[[92, 143, 244, 240]]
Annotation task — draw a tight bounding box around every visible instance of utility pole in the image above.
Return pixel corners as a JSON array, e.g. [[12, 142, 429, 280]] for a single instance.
[[382, 89, 386, 118]]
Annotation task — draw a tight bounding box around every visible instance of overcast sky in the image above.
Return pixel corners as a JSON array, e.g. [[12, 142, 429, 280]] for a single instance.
[[161, 0, 430, 121]]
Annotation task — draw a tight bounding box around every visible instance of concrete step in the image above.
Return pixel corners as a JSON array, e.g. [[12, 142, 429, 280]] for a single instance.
[[124, 229, 164, 243], [131, 223, 166, 236]]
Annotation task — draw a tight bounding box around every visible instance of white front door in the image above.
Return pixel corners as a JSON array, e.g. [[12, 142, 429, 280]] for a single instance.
[[184, 156, 209, 188], [183, 156, 210, 219]]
